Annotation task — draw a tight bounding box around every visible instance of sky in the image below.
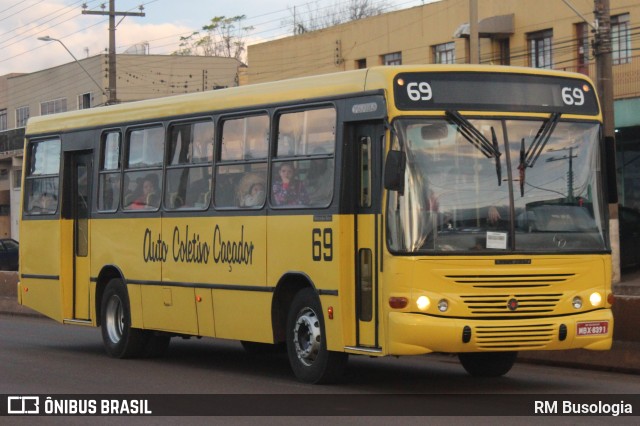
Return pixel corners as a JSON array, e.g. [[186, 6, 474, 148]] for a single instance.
[[0, 0, 432, 75]]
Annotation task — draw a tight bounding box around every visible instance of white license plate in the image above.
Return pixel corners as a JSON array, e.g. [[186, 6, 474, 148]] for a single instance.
[[576, 321, 609, 336]]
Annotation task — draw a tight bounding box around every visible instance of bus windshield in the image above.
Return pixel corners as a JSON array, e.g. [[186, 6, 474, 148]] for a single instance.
[[387, 117, 607, 254]]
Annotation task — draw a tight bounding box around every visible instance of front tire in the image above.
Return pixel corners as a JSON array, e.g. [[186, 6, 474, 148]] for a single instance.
[[286, 288, 347, 384], [458, 351, 518, 377], [100, 278, 148, 358]]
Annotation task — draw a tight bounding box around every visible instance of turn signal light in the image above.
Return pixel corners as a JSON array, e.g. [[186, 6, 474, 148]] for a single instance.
[[389, 297, 408, 309]]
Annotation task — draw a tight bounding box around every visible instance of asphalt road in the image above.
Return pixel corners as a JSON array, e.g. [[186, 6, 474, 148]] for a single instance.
[[1, 315, 638, 424]]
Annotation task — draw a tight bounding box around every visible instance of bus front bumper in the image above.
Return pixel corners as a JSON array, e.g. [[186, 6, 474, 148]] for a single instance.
[[387, 309, 613, 355]]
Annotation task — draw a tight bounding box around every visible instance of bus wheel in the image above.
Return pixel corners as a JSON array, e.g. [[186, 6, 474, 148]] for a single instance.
[[286, 288, 347, 384], [100, 278, 147, 358], [458, 351, 518, 377]]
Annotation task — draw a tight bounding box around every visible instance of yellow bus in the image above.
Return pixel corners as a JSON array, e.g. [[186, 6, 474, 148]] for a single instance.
[[19, 65, 615, 383]]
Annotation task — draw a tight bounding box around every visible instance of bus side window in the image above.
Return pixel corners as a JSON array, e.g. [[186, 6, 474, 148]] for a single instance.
[[24, 138, 61, 215], [98, 131, 121, 212], [273, 107, 336, 208], [165, 120, 213, 210], [216, 114, 268, 209], [123, 127, 164, 211]]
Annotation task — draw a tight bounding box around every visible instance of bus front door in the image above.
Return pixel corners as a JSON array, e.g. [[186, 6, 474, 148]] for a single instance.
[[354, 123, 383, 350], [71, 151, 92, 320]]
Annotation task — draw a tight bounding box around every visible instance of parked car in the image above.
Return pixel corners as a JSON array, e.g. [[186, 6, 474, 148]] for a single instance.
[[0, 238, 18, 271], [619, 206, 640, 270]]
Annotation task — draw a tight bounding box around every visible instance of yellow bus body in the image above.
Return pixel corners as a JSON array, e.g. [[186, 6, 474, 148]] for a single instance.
[[18, 65, 613, 382]]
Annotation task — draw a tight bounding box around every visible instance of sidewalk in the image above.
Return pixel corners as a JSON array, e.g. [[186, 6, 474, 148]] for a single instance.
[[2, 271, 639, 374]]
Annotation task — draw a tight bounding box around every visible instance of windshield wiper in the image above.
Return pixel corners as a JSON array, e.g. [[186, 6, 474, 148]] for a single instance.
[[446, 110, 502, 185], [518, 112, 561, 196], [446, 110, 501, 158], [491, 126, 502, 186]]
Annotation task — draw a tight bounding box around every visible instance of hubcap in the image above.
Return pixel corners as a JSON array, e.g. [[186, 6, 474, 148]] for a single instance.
[[105, 294, 124, 344], [293, 307, 321, 366]]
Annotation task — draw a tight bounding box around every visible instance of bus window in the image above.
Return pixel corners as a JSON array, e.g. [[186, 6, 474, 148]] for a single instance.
[[24, 138, 61, 215], [276, 107, 336, 156], [215, 114, 268, 209], [220, 115, 268, 161], [123, 127, 164, 211], [165, 120, 213, 210], [97, 132, 121, 211], [127, 126, 164, 168], [273, 107, 336, 208]]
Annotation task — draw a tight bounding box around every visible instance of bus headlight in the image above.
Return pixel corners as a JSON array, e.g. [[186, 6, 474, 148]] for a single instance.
[[416, 296, 430, 311], [589, 292, 603, 307], [438, 299, 449, 312], [572, 296, 583, 309]]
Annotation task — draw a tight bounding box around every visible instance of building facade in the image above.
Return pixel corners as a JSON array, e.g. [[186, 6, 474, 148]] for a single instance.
[[0, 54, 242, 239]]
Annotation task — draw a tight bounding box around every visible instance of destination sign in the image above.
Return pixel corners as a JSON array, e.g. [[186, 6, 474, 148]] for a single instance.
[[394, 72, 599, 115]]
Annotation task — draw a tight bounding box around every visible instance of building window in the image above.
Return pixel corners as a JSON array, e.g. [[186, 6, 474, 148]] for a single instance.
[[612, 14, 631, 65], [0, 109, 6, 131], [576, 23, 590, 75], [78, 93, 91, 110], [16, 106, 29, 128], [40, 98, 67, 116], [528, 29, 553, 69], [433, 42, 456, 64], [382, 52, 402, 65], [355, 58, 367, 69]]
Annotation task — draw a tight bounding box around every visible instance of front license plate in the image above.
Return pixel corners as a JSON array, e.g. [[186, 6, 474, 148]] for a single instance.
[[576, 321, 609, 336]]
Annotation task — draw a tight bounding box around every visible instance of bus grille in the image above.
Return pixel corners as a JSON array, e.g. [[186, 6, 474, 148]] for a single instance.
[[445, 273, 574, 289], [460, 293, 563, 315], [474, 324, 555, 349]]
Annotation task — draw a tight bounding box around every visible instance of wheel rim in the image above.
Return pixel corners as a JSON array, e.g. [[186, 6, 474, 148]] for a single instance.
[[105, 294, 124, 344], [293, 307, 322, 366]]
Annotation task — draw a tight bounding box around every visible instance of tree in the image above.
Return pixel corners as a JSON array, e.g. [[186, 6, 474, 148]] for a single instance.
[[289, 0, 390, 35], [173, 16, 253, 61]]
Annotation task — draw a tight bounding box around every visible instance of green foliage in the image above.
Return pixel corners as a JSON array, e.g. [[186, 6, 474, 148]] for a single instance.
[[173, 15, 254, 60]]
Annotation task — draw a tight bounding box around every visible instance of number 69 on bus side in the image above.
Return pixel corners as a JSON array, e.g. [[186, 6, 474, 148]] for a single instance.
[[312, 228, 333, 261]]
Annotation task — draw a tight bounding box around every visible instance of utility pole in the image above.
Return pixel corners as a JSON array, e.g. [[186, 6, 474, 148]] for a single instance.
[[593, 0, 620, 283], [82, 1, 145, 105], [469, 0, 479, 64]]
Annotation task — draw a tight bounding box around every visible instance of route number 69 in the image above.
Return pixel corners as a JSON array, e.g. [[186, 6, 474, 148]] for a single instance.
[[561, 87, 585, 106], [407, 82, 433, 101]]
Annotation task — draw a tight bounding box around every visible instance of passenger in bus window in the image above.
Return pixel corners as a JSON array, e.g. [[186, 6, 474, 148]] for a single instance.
[[237, 172, 266, 207], [130, 174, 159, 209], [272, 162, 309, 206], [242, 183, 266, 207], [35, 192, 57, 213]]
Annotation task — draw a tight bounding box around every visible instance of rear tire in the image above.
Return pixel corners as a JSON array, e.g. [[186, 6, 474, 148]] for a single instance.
[[286, 288, 347, 384], [100, 278, 147, 358], [458, 351, 518, 377]]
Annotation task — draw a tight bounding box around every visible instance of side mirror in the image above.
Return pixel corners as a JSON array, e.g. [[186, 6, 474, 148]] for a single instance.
[[384, 150, 406, 194]]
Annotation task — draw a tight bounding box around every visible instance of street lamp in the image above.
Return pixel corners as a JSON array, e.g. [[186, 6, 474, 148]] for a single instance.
[[37, 36, 106, 98]]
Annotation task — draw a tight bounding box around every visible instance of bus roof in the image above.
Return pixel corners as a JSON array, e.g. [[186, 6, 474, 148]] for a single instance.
[[25, 64, 596, 136]]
